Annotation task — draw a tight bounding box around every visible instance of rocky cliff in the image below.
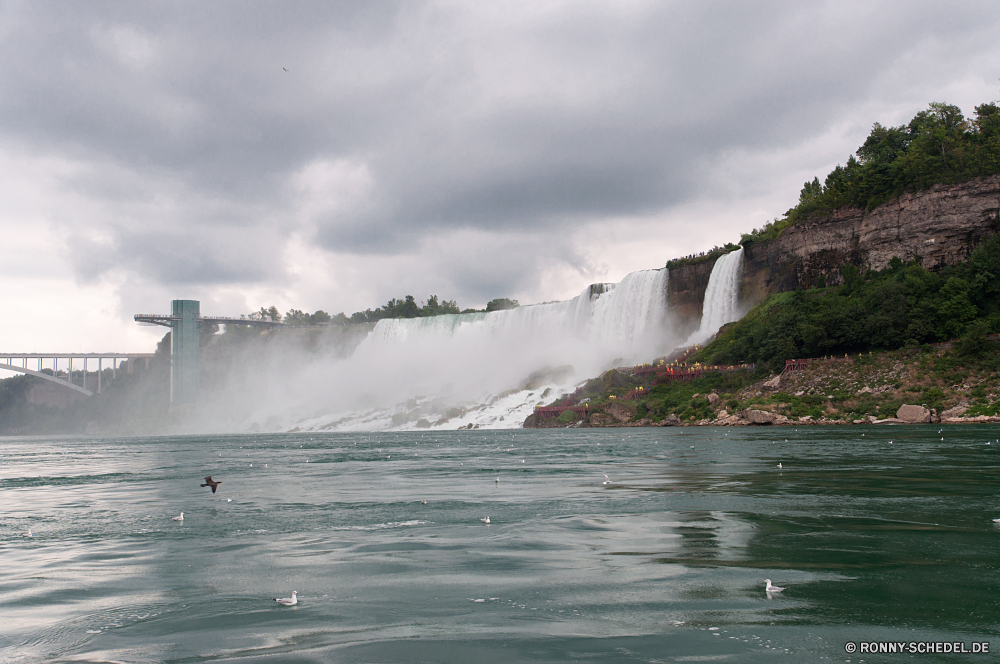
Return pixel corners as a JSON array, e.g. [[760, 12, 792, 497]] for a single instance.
[[667, 175, 1000, 323], [666, 257, 716, 338]]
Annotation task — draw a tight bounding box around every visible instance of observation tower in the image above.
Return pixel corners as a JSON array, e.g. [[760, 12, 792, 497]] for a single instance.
[[135, 300, 285, 405]]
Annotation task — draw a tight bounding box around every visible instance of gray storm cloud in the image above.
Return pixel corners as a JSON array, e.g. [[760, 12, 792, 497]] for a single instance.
[[1, 1, 998, 314]]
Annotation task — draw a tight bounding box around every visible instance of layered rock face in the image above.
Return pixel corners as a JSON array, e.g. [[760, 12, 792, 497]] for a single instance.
[[666, 257, 716, 339], [740, 175, 1000, 306], [666, 176, 1000, 320]]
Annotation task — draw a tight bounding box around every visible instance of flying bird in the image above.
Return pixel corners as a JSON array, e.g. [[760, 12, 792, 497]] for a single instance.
[[765, 579, 785, 593], [274, 591, 298, 606], [201, 476, 222, 493], [283, 67, 288, 72], [603, 474, 611, 485]]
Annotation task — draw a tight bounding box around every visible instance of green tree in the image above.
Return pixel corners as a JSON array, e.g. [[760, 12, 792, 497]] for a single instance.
[[251, 306, 281, 322], [957, 319, 991, 357], [936, 277, 977, 339], [486, 298, 520, 312], [401, 295, 420, 318], [284, 309, 310, 325], [798, 177, 823, 204], [309, 310, 333, 325]]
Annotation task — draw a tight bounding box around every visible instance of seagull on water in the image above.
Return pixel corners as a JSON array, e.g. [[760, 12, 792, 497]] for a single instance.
[[765, 579, 785, 593], [25, 528, 33, 538], [172, 512, 184, 521], [481, 516, 491, 524], [274, 591, 298, 606], [201, 476, 222, 493]]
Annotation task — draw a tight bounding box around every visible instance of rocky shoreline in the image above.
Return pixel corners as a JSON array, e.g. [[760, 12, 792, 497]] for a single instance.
[[574, 408, 1000, 428], [524, 343, 1000, 429], [534, 406, 1000, 429]]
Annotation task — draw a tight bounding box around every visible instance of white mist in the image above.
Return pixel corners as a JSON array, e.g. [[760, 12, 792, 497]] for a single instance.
[[197, 268, 676, 432]]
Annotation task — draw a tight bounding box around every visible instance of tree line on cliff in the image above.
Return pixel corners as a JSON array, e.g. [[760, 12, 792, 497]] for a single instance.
[[698, 233, 1000, 373], [238, 295, 520, 328], [742, 98, 1000, 244]]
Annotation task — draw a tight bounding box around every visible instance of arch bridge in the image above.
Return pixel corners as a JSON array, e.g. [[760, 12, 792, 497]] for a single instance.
[[0, 353, 156, 396]]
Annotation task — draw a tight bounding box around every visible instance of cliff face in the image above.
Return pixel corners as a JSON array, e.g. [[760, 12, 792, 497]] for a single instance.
[[667, 176, 1000, 325], [667, 257, 716, 324], [741, 175, 1000, 305]]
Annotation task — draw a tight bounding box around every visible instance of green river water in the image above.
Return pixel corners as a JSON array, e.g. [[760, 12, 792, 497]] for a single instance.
[[2, 425, 998, 662]]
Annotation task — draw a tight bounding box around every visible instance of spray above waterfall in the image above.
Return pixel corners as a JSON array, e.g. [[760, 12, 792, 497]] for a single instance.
[[198, 267, 677, 432], [686, 247, 744, 346]]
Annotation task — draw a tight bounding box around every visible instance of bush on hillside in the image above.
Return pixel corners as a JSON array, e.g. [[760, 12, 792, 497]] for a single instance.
[[699, 234, 1000, 371]]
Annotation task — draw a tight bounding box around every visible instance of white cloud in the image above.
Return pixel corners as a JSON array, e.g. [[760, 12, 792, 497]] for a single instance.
[[0, 1, 998, 352]]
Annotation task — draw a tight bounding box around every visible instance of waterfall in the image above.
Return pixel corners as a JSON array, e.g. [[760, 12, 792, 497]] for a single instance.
[[686, 247, 744, 345], [210, 268, 674, 432], [365, 268, 669, 364]]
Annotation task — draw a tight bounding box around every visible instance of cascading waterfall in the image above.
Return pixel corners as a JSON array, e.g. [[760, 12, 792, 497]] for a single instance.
[[214, 268, 674, 433], [686, 247, 744, 345], [364, 268, 669, 362]]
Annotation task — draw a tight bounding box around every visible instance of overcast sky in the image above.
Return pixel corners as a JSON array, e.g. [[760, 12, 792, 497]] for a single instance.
[[2, 0, 999, 352]]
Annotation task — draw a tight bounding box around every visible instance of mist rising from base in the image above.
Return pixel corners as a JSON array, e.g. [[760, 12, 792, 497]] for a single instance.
[[190, 268, 675, 432]]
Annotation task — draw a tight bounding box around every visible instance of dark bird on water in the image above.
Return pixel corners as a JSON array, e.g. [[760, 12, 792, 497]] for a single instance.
[[201, 476, 222, 493]]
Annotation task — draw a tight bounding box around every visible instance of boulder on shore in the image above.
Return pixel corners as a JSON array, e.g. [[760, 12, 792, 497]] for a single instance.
[[604, 401, 637, 423], [660, 414, 682, 427], [742, 409, 778, 425], [896, 404, 931, 423], [762, 375, 782, 390], [940, 405, 968, 419]]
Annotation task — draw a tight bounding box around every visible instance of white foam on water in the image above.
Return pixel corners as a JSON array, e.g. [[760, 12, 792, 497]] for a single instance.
[[205, 268, 674, 432], [332, 520, 429, 531]]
